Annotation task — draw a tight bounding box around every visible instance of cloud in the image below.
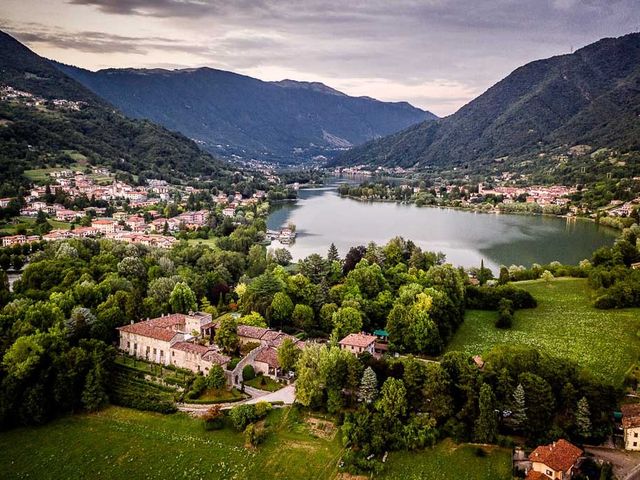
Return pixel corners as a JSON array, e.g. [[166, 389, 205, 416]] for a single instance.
[[4, 0, 640, 114]]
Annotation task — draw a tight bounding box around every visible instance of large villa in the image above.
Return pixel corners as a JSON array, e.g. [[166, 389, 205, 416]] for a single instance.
[[117, 312, 305, 383]]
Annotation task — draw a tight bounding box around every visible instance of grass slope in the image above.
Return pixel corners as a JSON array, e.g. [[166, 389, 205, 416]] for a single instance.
[[448, 278, 640, 384], [0, 406, 343, 480], [378, 439, 511, 480]]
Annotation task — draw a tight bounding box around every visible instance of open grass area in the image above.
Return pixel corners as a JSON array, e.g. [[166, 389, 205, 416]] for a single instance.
[[0, 406, 344, 480], [197, 387, 245, 402], [0, 217, 71, 235], [448, 278, 640, 385], [245, 374, 284, 392], [186, 237, 219, 248], [378, 438, 512, 480]]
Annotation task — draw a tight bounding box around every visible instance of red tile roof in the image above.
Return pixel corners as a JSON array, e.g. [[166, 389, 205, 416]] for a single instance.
[[171, 342, 210, 354], [339, 333, 376, 348], [202, 350, 230, 365], [621, 404, 640, 429], [529, 439, 582, 473], [255, 347, 280, 368], [117, 314, 187, 342], [237, 325, 269, 340]]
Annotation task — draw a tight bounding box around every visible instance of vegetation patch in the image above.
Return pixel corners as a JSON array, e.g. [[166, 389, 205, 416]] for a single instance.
[[244, 374, 283, 392], [447, 278, 640, 384], [377, 438, 511, 480]]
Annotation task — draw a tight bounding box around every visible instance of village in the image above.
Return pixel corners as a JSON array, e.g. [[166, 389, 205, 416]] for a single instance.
[[0, 167, 269, 248]]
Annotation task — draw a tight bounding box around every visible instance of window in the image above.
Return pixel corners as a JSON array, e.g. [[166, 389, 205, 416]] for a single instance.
[[153, 348, 157, 355], [127, 341, 130, 349], [134, 343, 137, 351], [634, 441, 638, 447], [160, 350, 164, 357], [635, 432, 639, 438], [546, 470, 553, 476], [172, 351, 175, 357]]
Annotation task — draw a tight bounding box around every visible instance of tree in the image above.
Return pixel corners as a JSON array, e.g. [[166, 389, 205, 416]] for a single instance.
[[214, 316, 239, 354], [376, 377, 407, 421], [474, 383, 498, 443], [330, 306, 363, 343], [498, 266, 510, 284], [239, 311, 267, 327], [292, 303, 314, 331], [519, 372, 555, 438], [576, 396, 592, 439], [277, 338, 299, 373], [66, 306, 97, 341], [207, 365, 226, 390], [170, 282, 197, 314], [242, 364, 255, 381], [81, 366, 108, 411], [541, 270, 554, 284], [327, 243, 340, 263], [270, 292, 293, 328], [358, 366, 378, 404], [511, 383, 527, 431], [270, 248, 292, 266]]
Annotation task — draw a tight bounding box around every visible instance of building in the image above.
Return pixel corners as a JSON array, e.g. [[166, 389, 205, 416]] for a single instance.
[[92, 219, 120, 234], [117, 313, 229, 374], [339, 333, 377, 355], [528, 439, 582, 479], [254, 347, 281, 377], [621, 404, 640, 451]]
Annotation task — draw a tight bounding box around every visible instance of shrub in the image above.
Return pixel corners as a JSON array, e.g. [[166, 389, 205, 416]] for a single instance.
[[202, 405, 224, 430], [227, 358, 240, 371], [495, 298, 514, 329], [186, 375, 207, 400], [242, 365, 255, 381]]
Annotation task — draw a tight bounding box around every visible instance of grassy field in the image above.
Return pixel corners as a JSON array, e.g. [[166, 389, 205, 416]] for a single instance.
[[198, 387, 245, 402], [378, 439, 512, 480], [186, 237, 219, 248], [448, 278, 640, 385], [0, 217, 71, 235], [0, 406, 344, 480]]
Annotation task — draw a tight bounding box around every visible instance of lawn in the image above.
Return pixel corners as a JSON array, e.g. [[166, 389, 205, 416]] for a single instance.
[[245, 374, 284, 392], [186, 237, 219, 248], [0, 406, 344, 480], [378, 438, 512, 480], [447, 278, 640, 385], [197, 387, 246, 402]]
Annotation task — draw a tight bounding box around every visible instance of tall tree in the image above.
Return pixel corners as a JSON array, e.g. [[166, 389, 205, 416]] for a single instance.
[[214, 317, 239, 354], [474, 383, 498, 443], [511, 383, 527, 432], [575, 396, 592, 440], [277, 338, 300, 373], [327, 243, 340, 263], [358, 366, 378, 404], [169, 281, 197, 314]]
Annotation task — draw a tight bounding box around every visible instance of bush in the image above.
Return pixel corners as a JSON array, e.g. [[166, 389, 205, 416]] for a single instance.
[[202, 405, 224, 430], [228, 402, 272, 431], [186, 375, 207, 400], [227, 358, 240, 371], [242, 364, 255, 381], [495, 298, 514, 329], [466, 285, 537, 310]]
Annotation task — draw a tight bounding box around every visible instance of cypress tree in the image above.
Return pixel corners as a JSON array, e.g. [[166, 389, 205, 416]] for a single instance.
[[576, 396, 592, 440], [327, 243, 340, 263], [474, 383, 498, 443]]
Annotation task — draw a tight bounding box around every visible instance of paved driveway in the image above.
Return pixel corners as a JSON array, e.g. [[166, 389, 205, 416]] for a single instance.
[[585, 447, 640, 480], [244, 384, 296, 405]]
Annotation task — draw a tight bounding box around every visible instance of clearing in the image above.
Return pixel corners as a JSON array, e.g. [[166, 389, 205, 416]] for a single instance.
[[447, 278, 640, 385]]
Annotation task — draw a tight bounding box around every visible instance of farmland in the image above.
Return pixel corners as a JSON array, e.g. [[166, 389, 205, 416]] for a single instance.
[[447, 278, 640, 385]]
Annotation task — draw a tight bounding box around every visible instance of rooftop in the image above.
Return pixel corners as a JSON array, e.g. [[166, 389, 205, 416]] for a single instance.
[[529, 439, 582, 473], [339, 333, 377, 348], [255, 347, 280, 368], [621, 403, 640, 429]]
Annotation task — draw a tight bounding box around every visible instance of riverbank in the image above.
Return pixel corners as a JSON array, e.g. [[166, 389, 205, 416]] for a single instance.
[[338, 193, 629, 231]]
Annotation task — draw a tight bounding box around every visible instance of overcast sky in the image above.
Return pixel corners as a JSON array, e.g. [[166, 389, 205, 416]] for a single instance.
[[1, 0, 639, 116]]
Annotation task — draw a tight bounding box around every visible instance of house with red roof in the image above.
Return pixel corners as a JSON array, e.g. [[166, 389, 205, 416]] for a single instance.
[[621, 403, 640, 451], [339, 333, 377, 355], [117, 312, 229, 374], [527, 439, 583, 479]]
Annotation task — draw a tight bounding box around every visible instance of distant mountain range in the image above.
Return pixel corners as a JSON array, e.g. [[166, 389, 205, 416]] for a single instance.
[[55, 63, 435, 164], [0, 30, 240, 193], [334, 33, 640, 175]]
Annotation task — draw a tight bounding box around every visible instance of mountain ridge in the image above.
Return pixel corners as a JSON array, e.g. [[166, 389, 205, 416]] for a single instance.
[[54, 62, 436, 164], [333, 32, 640, 174]]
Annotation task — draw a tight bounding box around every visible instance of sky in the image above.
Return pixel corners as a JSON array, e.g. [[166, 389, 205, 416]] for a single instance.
[[1, 1, 639, 116]]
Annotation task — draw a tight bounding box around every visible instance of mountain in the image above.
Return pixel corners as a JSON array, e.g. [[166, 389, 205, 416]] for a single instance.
[[54, 63, 435, 164], [334, 33, 640, 175], [0, 30, 236, 193]]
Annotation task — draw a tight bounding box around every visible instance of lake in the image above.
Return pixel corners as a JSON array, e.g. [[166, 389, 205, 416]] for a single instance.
[[266, 181, 617, 271]]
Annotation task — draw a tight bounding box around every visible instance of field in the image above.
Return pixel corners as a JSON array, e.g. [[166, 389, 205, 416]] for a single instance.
[[0, 406, 343, 480], [448, 278, 640, 385], [0, 216, 71, 234], [378, 439, 511, 480]]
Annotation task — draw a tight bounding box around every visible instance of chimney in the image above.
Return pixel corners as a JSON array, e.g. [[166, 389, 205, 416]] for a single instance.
[[130, 319, 134, 325]]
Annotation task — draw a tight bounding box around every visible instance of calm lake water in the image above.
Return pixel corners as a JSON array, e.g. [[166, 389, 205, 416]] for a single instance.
[[266, 181, 617, 271]]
